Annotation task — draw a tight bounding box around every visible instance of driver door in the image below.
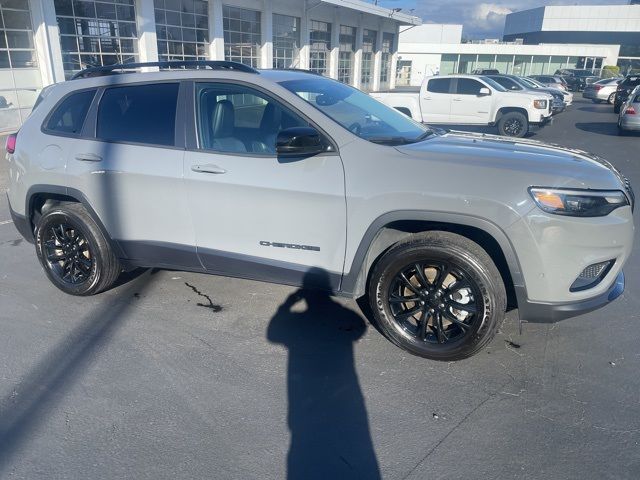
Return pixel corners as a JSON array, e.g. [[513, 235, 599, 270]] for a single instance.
[[183, 81, 347, 289]]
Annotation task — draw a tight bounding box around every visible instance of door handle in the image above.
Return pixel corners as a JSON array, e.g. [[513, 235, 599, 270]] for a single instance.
[[452, 98, 463, 102], [423, 96, 432, 100], [191, 164, 227, 174], [75, 153, 102, 162]]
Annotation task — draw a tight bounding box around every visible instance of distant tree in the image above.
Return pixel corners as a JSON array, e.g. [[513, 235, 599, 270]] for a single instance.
[[601, 65, 621, 78]]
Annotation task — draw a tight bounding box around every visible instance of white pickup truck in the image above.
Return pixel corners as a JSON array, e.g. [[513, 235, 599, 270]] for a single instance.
[[370, 74, 553, 137]]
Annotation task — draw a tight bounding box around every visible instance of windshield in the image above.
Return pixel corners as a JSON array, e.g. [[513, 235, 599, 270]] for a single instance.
[[279, 77, 432, 145], [523, 77, 544, 88], [479, 76, 508, 92]]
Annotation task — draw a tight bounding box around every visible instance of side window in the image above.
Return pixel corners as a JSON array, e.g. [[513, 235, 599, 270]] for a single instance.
[[196, 83, 309, 155], [455, 79, 485, 95], [427, 78, 451, 94], [45, 89, 96, 135], [96, 83, 179, 146]]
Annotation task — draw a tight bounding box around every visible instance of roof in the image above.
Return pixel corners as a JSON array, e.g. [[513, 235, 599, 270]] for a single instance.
[[320, 0, 421, 25]]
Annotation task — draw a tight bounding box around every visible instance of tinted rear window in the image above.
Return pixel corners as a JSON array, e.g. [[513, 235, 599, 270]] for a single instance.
[[45, 89, 96, 135], [427, 78, 451, 94], [97, 83, 179, 146]]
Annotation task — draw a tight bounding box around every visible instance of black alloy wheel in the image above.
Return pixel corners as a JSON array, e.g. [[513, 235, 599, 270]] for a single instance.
[[42, 223, 94, 285], [35, 203, 121, 296], [503, 118, 524, 136], [387, 261, 480, 345], [368, 231, 506, 360]]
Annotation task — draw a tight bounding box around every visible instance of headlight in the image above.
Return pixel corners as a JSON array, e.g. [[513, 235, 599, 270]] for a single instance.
[[529, 187, 629, 217], [534, 99, 548, 109]]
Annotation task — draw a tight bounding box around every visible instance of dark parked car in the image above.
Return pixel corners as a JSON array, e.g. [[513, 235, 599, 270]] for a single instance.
[[614, 75, 640, 113], [555, 69, 600, 92]]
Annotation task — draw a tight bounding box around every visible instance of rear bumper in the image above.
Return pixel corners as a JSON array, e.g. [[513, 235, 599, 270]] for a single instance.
[[619, 118, 640, 131], [7, 195, 34, 243], [516, 271, 625, 323]]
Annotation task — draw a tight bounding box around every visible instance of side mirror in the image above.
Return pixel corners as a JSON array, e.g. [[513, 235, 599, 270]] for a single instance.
[[478, 87, 491, 96], [276, 127, 327, 156]]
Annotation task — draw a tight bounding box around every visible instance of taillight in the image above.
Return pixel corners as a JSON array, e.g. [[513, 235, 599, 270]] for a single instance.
[[5, 133, 16, 154], [594, 85, 603, 91], [624, 106, 636, 115]]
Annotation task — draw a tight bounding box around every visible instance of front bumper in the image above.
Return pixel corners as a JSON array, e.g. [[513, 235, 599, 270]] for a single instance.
[[516, 271, 625, 323]]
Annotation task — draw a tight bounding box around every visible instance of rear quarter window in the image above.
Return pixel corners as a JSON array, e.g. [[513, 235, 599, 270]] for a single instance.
[[96, 83, 179, 146], [45, 89, 96, 135]]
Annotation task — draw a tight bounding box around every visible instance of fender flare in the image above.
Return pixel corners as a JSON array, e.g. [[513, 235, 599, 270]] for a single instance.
[[25, 184, 126, 259], [339, 210, 526, 298]]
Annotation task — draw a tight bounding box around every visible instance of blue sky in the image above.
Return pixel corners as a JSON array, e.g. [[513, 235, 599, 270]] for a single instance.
[[376, 0, 630, 39]]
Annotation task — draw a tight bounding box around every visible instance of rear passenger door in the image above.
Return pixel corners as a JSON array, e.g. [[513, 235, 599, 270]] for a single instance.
[[450, 78, 493, 124], [183, 81, 346, 290], [62, 82, 199, 269], [420, 77, 452, 123]]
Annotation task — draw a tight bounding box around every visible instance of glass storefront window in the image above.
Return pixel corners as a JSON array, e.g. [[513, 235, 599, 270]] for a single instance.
[[395, 59, 411, 86], [338, 25, 355, 84], [55, 0, 139, 79], [530, 55, 549, 75], [476, 54, 494, 71], [360, 29, 376, 90], [567, 57, 580, 68], [549, 56, 566, 74], [379, 32, 394, 86], [272, 14, 299, 69], [440, 54, 457, 75], [155, 0, 208, 62], [223, 6, 260, 67], [1, 0, 37, 68], [513, 55, 532, 76], [494, 55, 512, 74], [457, 54, 475, 73], [309, 20, 330, 75]]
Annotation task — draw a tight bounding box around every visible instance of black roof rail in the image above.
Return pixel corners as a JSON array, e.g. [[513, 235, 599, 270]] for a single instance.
[[71, 60, 259, 80]]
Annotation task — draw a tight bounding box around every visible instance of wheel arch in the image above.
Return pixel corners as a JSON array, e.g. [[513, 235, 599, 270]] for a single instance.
[[25, 184, 126, 258], [496, 107, 529, 122], [340, 211, 525, 309]]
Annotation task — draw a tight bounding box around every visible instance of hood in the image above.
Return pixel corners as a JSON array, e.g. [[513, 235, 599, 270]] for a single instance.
[[396, 130, 629, 192]]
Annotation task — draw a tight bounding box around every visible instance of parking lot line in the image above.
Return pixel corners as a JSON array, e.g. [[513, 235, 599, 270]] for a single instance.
[[0, 220, 13, 226]]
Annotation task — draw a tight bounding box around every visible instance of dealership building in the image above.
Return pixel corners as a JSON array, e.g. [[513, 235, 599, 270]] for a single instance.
[[396, 24, 620, 87], [503, 5, 640, 73], [0, 0, 419, 132]]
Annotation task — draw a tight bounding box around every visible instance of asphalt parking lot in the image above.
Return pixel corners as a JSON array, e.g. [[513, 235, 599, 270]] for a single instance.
[[1, 95, 639, 480]]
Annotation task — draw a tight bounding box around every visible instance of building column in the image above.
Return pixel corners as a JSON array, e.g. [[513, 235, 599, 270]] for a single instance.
[[30, 0, 64, 84], [299, 2, 311, 70], [328, 7, 340, 80], [389, 23, 399, 90], [352, 24, 363, 90], [261, 0, 273, 69], [209, 0, 224, 60], [135, 0, 159, 68], [372, 23, 383, 92]]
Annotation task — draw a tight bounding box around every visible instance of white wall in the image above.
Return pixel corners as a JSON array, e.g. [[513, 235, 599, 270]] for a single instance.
[[503, 7, 545, 36], [399, 24, 462, 44]]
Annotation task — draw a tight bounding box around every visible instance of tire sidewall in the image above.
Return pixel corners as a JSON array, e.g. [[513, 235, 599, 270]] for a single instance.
[[35, 209, 103, 295], [369, 242, 502, 361], [498, 112, 528, 138]]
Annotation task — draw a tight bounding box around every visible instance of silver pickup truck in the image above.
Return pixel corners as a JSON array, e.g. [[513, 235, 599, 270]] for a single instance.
[[371, 74, 553, 137]]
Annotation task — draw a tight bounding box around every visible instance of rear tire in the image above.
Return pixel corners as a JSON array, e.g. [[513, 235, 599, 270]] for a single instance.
[[35, 203, 121, 296], [367, 231, 506, 361], [497, 112, 528, 138]]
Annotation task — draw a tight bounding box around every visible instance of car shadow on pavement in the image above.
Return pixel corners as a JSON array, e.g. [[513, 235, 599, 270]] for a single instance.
[[267, 268, 381, 480], [575, 122, 625, 136], [578, 106, 613, 113], [0, 269, 155, 472]]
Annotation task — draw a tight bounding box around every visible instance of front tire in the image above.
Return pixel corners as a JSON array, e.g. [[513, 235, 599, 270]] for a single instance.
[[497, 112, 528, 138], [35, 203, 121, 296], [607, 93, 616, 105], [368, 232, 506, 361]]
